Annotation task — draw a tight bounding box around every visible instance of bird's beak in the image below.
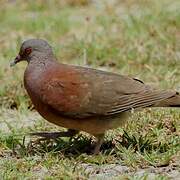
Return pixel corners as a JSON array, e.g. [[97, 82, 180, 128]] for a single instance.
[[10, 54, 22, 67]]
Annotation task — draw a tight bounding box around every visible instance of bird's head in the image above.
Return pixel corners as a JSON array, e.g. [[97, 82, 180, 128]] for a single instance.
[[11, 39, 53, 66]]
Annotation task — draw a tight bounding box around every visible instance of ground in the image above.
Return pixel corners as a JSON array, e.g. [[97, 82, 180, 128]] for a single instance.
[[0, 0, 179, 179]]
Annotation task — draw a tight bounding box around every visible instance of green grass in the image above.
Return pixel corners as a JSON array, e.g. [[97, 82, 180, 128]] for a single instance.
[[0, 0, 180, 179]]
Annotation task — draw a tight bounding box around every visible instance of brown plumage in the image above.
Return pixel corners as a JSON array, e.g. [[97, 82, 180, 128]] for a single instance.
[[11, 39, 180, 154]]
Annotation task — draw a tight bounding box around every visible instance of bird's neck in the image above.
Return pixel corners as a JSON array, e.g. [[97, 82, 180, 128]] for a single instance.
[[25, 54, 58, 84], [28, 53, 57, 68]]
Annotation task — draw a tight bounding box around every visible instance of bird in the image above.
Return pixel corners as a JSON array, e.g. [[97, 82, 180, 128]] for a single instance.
[[10, 39, 180, 154]]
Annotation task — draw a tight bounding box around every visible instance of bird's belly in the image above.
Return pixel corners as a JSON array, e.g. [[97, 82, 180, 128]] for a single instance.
[[36, 102, 130, 135]]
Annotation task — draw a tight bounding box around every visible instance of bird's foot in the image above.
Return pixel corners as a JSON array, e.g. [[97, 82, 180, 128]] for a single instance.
[[28, 129, 79, 148], [91, 134, 104, 155], [30, 132, 66, 139], [30, 129, 79, 139]]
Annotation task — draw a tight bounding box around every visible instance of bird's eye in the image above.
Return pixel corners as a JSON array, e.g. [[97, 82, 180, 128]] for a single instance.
[[25, 47, 32, 55]]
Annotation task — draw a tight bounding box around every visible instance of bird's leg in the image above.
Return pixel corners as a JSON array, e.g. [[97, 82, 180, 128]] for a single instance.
[[92, 134, 105, 155], [30, 129, 79, 139]]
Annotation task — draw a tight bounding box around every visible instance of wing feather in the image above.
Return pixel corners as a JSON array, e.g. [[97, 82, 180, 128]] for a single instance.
[[39, 65, 175, 118]]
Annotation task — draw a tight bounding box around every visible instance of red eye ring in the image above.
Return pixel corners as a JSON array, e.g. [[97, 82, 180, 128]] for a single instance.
[[25, 47, 32, 55]]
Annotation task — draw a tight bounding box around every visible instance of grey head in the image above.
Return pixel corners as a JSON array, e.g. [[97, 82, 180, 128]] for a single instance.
[[11, 39, 54, 66]]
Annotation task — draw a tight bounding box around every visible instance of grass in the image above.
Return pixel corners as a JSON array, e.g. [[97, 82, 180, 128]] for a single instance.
[[0, 0, 179, 179]]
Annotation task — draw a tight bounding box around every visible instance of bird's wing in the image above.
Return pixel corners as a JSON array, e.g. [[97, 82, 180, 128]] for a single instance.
[[39, 65, 175, 118]]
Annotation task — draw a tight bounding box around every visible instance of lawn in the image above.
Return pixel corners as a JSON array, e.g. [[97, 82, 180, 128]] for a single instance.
[[0, 0, 179, 179]]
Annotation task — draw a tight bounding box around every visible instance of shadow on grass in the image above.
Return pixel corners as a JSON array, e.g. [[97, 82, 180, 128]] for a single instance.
[[0, 133, 115, 157], [26, 135, 116, 156], [0, 130, 171, 159]]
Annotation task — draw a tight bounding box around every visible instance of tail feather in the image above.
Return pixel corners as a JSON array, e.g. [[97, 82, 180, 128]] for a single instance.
[[153, 92, 180, 107]]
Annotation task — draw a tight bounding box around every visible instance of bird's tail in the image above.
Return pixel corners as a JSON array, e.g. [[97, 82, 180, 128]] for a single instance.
[[153, 91, 180, 107]]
